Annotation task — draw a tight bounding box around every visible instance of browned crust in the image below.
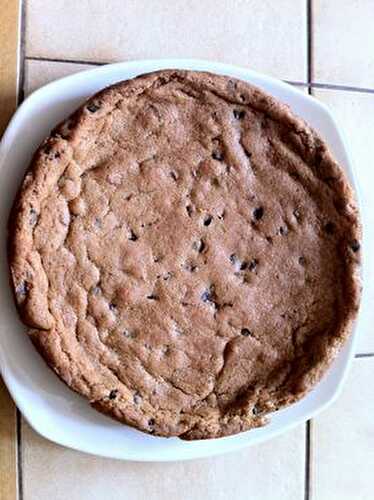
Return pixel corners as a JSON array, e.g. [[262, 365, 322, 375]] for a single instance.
[[8, 70, 361, 440]]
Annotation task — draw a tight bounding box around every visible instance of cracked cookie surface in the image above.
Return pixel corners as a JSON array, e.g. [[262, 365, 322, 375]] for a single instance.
[[8, 70, 361, 439]]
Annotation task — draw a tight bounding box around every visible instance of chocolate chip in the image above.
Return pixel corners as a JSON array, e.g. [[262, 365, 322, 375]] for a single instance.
[[253, 207, 264, 220], [324, 222, 335, 234], [239, 94, 246, 102], [248, 259, 258, 271], [109, 303, 117, 311], [163, 272, 173, 281], [123, 330, 134, 338], [201, 290, 212, 303], [148, 418, 155, 428], [87, 103, 100, 113], [252, 404, 261, 416], [233, 109, 246, 120], [201, 285, 217, 306], [109, 389, 118, 400], [241, 328, 252, 337], [15, 281, 28, 297], [29, 208, 38, 227], [217, 210, 226, 220], [229, 253, 237, 265], [186, 205, 193, 217], [91, 285, 101, 295], [129, 230, 138, 241], [212, 151, 223, 161], [293, 208, 302, 221], [170, 170, 178, 181], [279, 226, 288, 236], [154, 255, 163, 263], [266, 236, 273, 244], [193, 239, 205, 253], [163, 345, 171, 356], [133, 392, 142, 404], [227, 80, 237, 92], [203, 215, 213, 226], [351, 240, 360, 252], [43, 144, 52, 155], [146, 294, 158, 300], [290, 171, 300, 181], [185, 262, 197, 272], [298, 256, 306, 266], [240, 261, 248, 271]]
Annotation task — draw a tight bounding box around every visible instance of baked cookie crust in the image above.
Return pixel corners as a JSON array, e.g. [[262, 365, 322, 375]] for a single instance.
[[8, 70, 361, 439]]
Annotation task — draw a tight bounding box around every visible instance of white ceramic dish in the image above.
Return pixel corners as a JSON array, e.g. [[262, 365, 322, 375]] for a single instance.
[[0, 59, 362, 462]]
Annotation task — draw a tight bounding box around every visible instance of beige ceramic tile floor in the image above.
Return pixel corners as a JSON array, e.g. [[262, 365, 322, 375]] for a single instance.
[[312, 0, 374, 88], [25, 0, 307, 82], [22, 420, 305, 500], [7, 1, 374, 499], [312, 358, 374, 500]]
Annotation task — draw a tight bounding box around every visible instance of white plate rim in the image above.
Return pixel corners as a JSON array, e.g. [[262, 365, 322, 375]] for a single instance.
[[0, 58, 364, 461]]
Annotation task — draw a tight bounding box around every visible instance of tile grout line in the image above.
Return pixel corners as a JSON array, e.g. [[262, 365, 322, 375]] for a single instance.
[[16, 4, 26, 499], [26, 55, 106, 66], [355, 353, 374, 358], [309, 82, 374, 95], [16, 411, 23, 500], [25, 56, 374, 95], [305, 1, 313, 498], [304, 420, 312, 500], [26, 56, 310, 87], [284, 80, 309, 87], [306, 0, 313, 93], [17, 0, 26, 108]]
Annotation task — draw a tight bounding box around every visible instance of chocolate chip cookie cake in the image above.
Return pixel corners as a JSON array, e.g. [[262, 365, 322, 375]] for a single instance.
[[8, 70, 361, 439]]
